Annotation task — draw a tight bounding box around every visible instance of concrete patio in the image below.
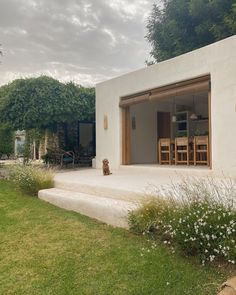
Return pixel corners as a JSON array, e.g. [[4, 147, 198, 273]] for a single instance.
[[38, 166, 218, 228], [54, 165, 213, 200]]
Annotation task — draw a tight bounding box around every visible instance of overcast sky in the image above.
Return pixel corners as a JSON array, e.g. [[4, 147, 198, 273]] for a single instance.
[[0, 0, 158, 87]]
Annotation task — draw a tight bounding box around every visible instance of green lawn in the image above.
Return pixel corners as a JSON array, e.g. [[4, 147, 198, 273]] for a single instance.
[[0, 180, 230, 295]]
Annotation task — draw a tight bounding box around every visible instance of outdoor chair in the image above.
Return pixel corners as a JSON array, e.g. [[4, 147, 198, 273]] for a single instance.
[[46, 148, 75, 167], [61, 150, 75, 167]]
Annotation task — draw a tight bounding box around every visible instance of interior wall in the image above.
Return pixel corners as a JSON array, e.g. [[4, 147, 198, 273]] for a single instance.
[[130, 102, 157, 164], [130, 99, 173, 164]]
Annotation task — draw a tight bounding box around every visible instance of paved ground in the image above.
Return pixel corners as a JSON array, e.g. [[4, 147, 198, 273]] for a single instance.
[[55, 165, 215, 200]]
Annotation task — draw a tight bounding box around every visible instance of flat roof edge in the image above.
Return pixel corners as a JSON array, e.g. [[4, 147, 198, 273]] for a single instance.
[[96, 35, 236, 88]]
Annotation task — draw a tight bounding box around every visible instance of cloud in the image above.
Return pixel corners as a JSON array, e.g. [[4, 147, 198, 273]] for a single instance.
[[0, 0, 156, 86]]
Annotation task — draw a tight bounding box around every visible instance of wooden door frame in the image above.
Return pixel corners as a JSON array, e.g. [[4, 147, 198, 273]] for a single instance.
[[122, 107, 131, 165], [120, 77, 212, 168], [208, 90, 212, 169]]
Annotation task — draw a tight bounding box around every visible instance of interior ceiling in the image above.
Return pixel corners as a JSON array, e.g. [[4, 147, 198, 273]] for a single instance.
[[152, 91, 208, 107]]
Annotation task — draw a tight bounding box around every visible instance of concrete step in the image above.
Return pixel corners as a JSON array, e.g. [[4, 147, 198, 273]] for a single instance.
[[38, 188, 138, 228], [54, 179, 143, 202]]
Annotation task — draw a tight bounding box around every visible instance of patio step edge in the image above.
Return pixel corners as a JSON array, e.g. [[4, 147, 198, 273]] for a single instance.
[[38, 188, 138, 228], [54, 180, 144, 202]]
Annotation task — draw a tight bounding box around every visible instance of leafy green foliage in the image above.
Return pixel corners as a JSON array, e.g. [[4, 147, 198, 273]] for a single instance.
[[0, 125, 14, 158], [0, 76, 95, 130], [146, 0, 236, 62]]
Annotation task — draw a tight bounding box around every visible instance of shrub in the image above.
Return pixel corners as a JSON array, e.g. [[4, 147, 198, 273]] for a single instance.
[[128, 197, 178, 240], [10, 165, 54, 196], [128, 177, 236, 265]]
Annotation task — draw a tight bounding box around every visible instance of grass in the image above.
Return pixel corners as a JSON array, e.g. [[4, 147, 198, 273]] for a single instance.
[[0, 181, 232, 295]]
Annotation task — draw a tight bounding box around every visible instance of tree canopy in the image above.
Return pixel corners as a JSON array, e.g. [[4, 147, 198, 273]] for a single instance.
[[146, 0, 236, 62], [0, 76, 95, 131]]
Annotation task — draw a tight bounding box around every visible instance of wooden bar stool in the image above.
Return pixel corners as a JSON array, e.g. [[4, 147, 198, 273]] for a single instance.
[[158, 138, 172, 165], [189, 138, 194, 165], [175, 137, 189, 165], [194, 136, 209, 166]]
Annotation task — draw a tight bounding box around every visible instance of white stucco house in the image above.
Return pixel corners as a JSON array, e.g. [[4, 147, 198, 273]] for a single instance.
[[95, 35, 236, 177], [40, 35, 236, 228]]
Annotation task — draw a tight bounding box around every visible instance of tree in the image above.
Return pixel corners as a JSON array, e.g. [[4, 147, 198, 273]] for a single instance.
[[146, 0, 236, 62], [0, 76, 95, 131], [63, 82, 95, 122], [0, 76, 95, 160], [0, 125, 14, 158]]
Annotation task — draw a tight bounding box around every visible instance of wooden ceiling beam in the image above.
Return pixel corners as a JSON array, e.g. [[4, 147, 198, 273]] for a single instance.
[[150, 80, 210, 101], [119, 75, 210, 107]]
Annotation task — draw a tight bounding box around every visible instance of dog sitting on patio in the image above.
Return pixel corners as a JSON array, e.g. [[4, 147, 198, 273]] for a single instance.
[[102, 159, 112, 176]]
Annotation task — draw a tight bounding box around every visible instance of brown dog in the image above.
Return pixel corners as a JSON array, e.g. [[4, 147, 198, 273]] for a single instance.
[[218, 277, 236, 295], [102, 159, 112, 176]]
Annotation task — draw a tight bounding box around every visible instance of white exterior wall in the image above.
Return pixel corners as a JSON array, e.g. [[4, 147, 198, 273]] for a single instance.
[[96, 36, 236, 177]]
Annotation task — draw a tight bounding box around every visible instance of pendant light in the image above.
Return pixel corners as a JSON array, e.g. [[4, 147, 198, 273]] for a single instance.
[[172, 97, 176, 122], [190, 95, 198, 120]]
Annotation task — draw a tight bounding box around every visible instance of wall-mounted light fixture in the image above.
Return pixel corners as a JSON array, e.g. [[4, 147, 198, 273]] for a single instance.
[[104, 115, 108, 130]]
